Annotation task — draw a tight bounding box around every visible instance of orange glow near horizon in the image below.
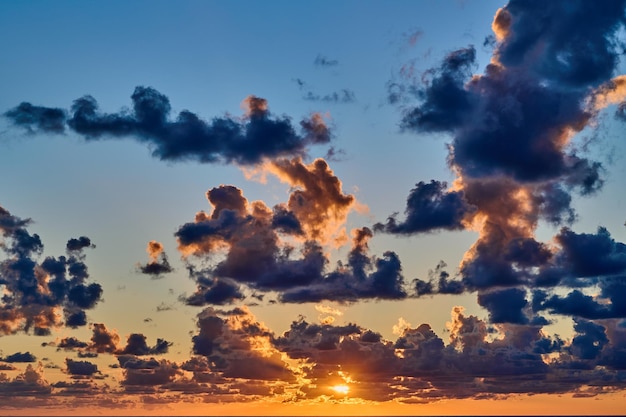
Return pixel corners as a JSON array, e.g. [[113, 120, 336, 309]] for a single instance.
[[3, 392, 626, 416]]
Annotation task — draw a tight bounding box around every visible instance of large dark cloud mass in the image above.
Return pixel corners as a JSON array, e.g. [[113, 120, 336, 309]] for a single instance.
[[5, 88, 331, 165], [379, 0, 626, 329]]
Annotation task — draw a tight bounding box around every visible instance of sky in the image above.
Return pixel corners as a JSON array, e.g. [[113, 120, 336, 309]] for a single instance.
[[1, 0, 626, 415]]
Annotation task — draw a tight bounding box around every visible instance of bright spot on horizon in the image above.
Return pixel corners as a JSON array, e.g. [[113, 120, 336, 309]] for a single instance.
[[331, 384, 350, 395]]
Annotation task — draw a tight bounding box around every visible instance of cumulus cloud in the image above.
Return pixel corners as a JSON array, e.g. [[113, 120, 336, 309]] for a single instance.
[[192, 307, 297, 382], [5, 88, 331, 165], [379, 0, 626, 329], [0, 205, 102, 335], [137, 241, 173, 277], [374, 180, 475, 234], [1, 352, 36, 363], [0, 363, 52, 396], [65, 358, 99, 377]]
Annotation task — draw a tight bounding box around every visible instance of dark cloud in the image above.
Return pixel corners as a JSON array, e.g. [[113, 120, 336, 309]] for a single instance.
[[314, 54, 339, 67], [382, 1, 626, 340], [3, 102, 66, 134], [65, 358, 99, 376], [0, 205, 103, 335], [2, 352, 36, 363], [569, 319, 608, 361], [121, 359, 181, 387], [137, 241, 173, 277], [120, 333, 172, 356], [374, 180, 475, 234], [183, 274, 245, 306], [400, 46, 477, 132], [477, 288, 529, 324], [5, 87, 331, 165], [555, 227, 626, 278], [66, 236, 94, 252], [280, 228, 407, 303], [57, 336, 89, 350], [413, 260, 464, 296], [494, 0, 626, 87]]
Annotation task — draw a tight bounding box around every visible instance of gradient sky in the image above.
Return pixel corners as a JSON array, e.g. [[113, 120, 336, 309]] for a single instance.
[[1, 0, 626, 415]]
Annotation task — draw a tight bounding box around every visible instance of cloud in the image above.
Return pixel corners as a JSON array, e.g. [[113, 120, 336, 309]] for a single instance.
[[3, 103, 66, 134], [314, 54, 339, 67], [65, 358, 99, 376], [379, 0, 626, 333], [120, 333, 173, 356], [303, 89, 356, 104], [66, 236, 95, 252], [138, 241, 173, 277], [0, 205, 103, 335], [89, 323, 120, 354], [5, 87, 331, 165], [120, 358, 181, 387], [192, 307, 297, 382], [175, 163, 404, 304], [374, 180, 475, 234], [0, 363, 52, 396], [2, 352, 37, 363], [57, 336, 89, 350]]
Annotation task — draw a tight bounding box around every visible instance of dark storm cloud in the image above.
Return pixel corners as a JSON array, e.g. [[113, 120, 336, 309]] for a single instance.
[[373, 180, 475, 234], [0, 205, 103, 335], [5, 87, 331, 165], [2, 352, 36, 363], [314, 54, 339, 67]]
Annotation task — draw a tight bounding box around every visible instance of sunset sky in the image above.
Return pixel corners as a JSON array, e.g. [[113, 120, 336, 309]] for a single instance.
[[1, 0, 626, 415]]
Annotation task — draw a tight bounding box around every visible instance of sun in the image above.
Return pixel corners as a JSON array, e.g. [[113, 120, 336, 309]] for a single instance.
[[331, 384, 350, 395]]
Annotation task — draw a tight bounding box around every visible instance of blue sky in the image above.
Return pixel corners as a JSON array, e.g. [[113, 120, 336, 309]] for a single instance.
[[1, 1, 626, 414]]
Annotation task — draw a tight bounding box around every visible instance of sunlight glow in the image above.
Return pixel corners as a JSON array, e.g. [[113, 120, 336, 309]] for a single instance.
[[331, 384, 350, 395]]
